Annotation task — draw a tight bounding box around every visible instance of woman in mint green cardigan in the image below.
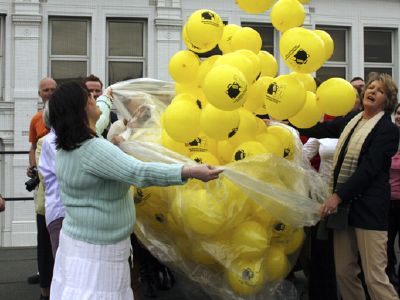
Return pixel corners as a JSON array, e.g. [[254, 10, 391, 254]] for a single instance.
[[48, 81, 222, 300]]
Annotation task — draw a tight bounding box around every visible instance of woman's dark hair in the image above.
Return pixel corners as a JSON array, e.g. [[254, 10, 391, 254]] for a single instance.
[[49, 81, 96, 151]]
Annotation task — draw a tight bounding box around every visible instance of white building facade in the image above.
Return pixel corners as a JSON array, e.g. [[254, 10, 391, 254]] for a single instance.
[[0, 0, 399, 246]]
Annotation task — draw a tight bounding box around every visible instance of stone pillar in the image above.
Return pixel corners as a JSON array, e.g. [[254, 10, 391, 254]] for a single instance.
[[9, 0, 42, 246], [154, 0, 183, 81]]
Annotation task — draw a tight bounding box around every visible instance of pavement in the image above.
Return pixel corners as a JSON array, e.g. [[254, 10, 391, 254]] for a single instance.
[[0, 246, 308, 300]]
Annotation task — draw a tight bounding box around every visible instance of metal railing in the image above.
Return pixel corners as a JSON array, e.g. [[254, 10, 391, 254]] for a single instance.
[[0, 150, 34, 201]]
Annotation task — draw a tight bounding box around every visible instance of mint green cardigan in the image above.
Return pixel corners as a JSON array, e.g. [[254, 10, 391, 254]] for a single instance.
[[56, 137, 184, 244]]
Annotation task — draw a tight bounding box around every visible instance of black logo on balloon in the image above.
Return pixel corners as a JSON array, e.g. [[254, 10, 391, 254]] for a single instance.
[[188, 138, 202, 147], [293, 49, 310, 65], [201, 11, 215, 21], [242, 268, 254, 281], [284, 148, 290, 158], [134, 188, 144, 204], [228, 127, 238, 138], [274, 223, 286, 232], [234, 150, 246, 161], [267, 82, 279, 95], [196, 99, 202, 109], [226, 82, 242, 100], [194, 157, 203, 164], [154, 213, 166, 224]]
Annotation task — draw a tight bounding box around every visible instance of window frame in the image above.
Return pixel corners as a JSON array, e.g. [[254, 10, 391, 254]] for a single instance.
[[363, 27, 396, 78], [48, 16, 91, 82], [106, 18, 147, 86]]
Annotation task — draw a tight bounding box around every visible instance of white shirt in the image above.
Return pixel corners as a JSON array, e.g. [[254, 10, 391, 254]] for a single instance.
[[38, 128, 65, 225], [303, 138, 338, 184]]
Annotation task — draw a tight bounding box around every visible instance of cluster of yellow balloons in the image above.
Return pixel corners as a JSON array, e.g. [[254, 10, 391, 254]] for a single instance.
[[132, 176, 306, 296], [137, 5, 357, 298]]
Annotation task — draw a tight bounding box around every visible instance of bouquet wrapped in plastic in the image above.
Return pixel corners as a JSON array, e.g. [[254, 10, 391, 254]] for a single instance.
[[110, 78, 328, 299]]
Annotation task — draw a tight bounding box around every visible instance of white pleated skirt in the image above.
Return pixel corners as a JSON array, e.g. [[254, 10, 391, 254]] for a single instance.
[[50, 230, 133, 300]]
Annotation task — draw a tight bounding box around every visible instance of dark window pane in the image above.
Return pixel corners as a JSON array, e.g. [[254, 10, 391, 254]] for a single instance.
[[51, 61, 87, 84], [316, 26, 346, 62], [109, 21, 143, 57], [364, 30, 392, 63], [242, 22, 274, 55], [364, 68, 392, 79], [316, 67, 346, 83], [51, 20, 88, 56], [108, 61, 143, 85]]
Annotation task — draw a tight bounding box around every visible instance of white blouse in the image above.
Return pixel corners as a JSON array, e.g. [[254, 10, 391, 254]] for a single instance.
[[303, 138, 338, 184]]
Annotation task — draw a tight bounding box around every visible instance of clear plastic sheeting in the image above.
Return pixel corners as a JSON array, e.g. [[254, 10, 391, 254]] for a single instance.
[[110, 78, 328, 299]]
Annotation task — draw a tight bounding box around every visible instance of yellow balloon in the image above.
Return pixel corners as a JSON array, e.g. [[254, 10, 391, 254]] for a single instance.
[[231, 221, 271, 259], [256, 133, 285, 157], [182, 189, 227, 236], [243, 79, 267, 113], [218, 24, 241, 54], [228, 109, 259, 146], [236, 0, 275, 14], [217, 140, 235, 164], [190, 151, 220, 165], [236, 49, 262, 83], [182, 24, 216, 53], [161, 130, 190, 157], [134, 187, 169, 231], [214, 52, 255, 84], [264, 246, 290, 282], [230, 27, 262, 54], [168, 50, 200, 84], [202, 64, 248, 111], [191, 243, 218, 265], [266, 125, 295, 159], [185, 9, 224, 50], [314, 29, 334, 61], [289, 72, 317, 92], [232, 141, 267, 162], [280, 27, 325, 73], [289, 91, 323, 128], [226, 258, 267, 296], [163, 96, 201, 142], [171, 92, 203, 110], [316, 77, 356, 116], [255, 117, 268, 135], [169, 193, 184, 230], [271, 0, 305, 32], [258, 51, 278, 78], [264, 74, 306, 120], [200, 104, 240, 140], [175, 82, 199, 95], [297, 0, 310, 3], [196, 55, 221, 87]]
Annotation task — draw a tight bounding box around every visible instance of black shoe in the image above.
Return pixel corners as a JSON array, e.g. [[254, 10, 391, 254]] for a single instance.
[[27, 273, 40, 284], [39, 295, 49, 300]]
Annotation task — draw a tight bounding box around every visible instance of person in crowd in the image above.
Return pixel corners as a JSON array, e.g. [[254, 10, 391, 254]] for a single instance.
[[297, 73, 399, 300], [38, 83, 117, 258], [38, 102, 64, 258], [26, 77, 56, 298], [350, 76, 365, 95], [48, 81, 222, 299], [0, 194, 5, 212], [83, 74, 118, 137], [387, 102, 400, 294]]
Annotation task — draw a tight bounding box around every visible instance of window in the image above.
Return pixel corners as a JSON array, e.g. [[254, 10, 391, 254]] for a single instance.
[[241, 22, 275, 55], [106, 19, 146, 85], [364, 28, 395, 79], [316, 26, 349, 82], [49, 17, 90, 83]]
